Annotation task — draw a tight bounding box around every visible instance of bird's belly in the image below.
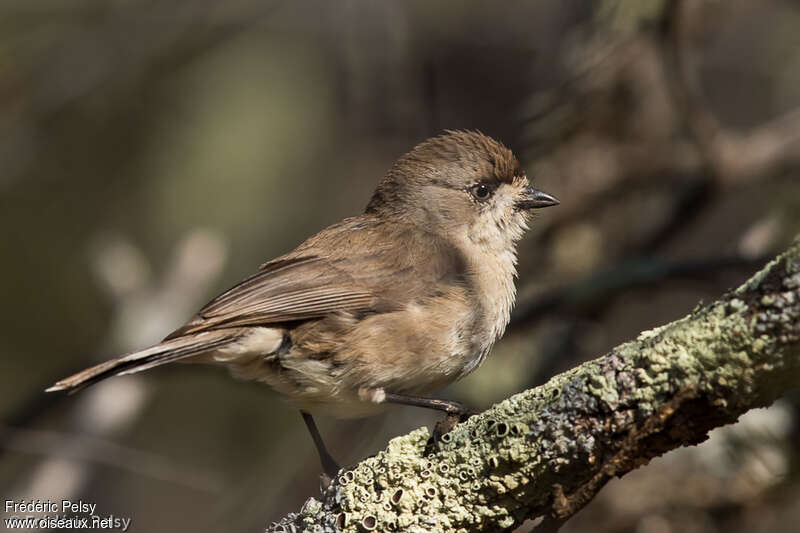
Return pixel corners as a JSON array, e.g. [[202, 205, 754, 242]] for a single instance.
[[209, 299, 489, 419], [334, 299, 483, 394]]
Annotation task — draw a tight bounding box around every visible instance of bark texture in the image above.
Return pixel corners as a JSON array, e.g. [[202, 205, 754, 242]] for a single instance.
[[267, 237, 800, 533]]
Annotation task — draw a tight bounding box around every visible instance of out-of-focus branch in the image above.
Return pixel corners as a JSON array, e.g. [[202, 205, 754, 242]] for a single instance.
[[0, 425, 220, 493], [4, 230, 227, 516], [267, 236, 800, 532], [510, 253, 768, 331], [662, 0, 800, 183]]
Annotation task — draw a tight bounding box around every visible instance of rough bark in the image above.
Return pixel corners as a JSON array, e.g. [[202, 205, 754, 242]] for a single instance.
[[267, 237, 800, 533]]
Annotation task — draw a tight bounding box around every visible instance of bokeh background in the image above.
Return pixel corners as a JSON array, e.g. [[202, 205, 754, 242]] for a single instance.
[[2, 1, 800, 532]]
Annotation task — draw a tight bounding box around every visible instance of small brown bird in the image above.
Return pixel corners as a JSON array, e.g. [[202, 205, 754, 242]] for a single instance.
[[48, 130, 559, 477]]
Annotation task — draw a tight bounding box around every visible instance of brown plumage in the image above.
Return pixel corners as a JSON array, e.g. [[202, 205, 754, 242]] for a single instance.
[[48, 130, 559, 475]]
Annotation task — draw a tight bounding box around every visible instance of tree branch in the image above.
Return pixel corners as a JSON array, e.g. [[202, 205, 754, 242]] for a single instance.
[[662, 0, 800, 183], [267, 236, 800, 533]]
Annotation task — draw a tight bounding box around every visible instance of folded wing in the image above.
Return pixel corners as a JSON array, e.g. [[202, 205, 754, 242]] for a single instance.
[[166, 255, 377, 337]]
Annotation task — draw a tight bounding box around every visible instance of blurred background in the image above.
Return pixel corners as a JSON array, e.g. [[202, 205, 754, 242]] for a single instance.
[[1, 1, 799, 532]]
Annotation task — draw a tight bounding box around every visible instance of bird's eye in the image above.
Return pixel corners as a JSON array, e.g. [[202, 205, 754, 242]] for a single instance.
[[472, 183, 491, 200]]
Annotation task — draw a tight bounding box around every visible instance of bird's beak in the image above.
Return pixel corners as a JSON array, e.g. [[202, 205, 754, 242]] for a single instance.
[[515, 186, 560, 210]]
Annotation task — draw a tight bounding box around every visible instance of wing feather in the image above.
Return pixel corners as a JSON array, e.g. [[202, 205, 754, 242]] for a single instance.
[[164, 216, 467, 340], [165, 255, 376, 337]]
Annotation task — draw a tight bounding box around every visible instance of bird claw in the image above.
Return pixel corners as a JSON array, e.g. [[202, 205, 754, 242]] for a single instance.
[[426, 407, 480, 454], [319, 472, 334, 492]]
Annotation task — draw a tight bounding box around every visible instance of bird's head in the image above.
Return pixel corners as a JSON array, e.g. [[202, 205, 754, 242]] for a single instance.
[[366, 130, 559, 250]]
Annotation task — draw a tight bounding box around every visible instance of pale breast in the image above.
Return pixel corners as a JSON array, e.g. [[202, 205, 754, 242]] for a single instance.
[[458, 242, 518, 377]]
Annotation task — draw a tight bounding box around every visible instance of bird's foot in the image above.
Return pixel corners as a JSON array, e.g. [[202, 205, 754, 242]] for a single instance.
[[426, 406, 481, 454]]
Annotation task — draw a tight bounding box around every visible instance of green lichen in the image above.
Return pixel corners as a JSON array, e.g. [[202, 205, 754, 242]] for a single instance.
[[587, 371, 619, 407]]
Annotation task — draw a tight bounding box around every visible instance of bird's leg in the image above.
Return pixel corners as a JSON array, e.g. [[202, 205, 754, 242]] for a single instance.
[[382, 392, 477, 419], [382, 392, 480, 452], [300, 411, 341, 484]]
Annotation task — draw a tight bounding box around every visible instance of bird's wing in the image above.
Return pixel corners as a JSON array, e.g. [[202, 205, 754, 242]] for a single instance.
[[165, 216, 467, 339], [165, 255, 377, 338]]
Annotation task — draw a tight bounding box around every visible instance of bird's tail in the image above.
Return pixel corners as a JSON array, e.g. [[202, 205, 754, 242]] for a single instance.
[[46, 331, 239, 393]]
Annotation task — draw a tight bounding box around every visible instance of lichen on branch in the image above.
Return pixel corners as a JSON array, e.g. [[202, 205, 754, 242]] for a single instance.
[[268, 237, 800, 533]]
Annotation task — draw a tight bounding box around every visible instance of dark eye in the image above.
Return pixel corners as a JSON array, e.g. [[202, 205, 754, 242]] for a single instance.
[[472, 183, 491, 200]]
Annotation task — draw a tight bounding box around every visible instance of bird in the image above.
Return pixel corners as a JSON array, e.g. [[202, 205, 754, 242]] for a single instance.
[[47, 130, 559, 478]]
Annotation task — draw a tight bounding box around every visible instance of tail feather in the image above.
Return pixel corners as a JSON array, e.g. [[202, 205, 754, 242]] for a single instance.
[[47, 332, 239, 393]]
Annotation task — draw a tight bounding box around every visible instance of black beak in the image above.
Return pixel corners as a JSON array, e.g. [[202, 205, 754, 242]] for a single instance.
[[516, 186, 560, 210]]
